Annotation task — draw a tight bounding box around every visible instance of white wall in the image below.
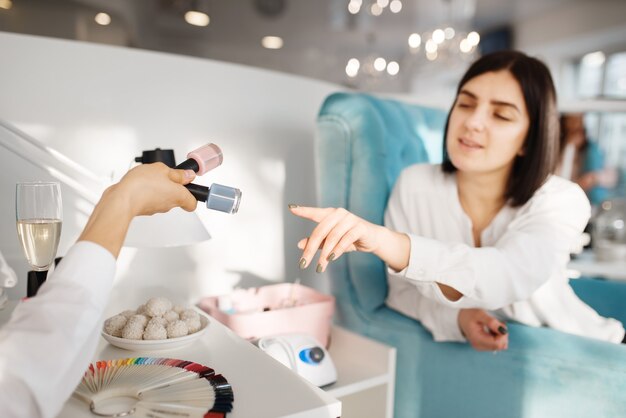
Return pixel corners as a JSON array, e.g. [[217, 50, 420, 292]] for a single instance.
[[513, 0, 626, 104], [0, 32, 341, 308]]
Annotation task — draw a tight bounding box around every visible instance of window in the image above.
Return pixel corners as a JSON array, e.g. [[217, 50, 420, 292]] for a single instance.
[[562, 50, 626, 203], [603, 52, 626, 98]]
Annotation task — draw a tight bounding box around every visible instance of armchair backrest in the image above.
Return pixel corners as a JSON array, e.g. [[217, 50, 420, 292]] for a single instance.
[[316, 92, 447, 312]]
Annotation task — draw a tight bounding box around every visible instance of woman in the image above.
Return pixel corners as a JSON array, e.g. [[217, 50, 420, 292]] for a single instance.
[[289, 51, 624, 351], [558, 113, 617, 205]]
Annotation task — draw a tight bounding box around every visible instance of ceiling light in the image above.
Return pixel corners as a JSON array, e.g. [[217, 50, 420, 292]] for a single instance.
[[345, 58, 360, 78], [374, 57, 387, 72], [346, 67, 358, 78], [581, 51, 605, 67], [432, 29, 445, 44], [94, 12, 111, 26], [184, 10, 210, 27], [377, 0, 390, 8], [0, 0, 12, 10], [347, 58, 360, 69], [370, 3, 382, 16], [425, 39, 437, 53], [426, 51, 438, 61], [459, 38, 472, 53], [408, 33, 421, 49], [389, 0, 402, 13], [348, 1, 361, 14], [444, 27, 455, 39], [467, 31, 480, 46], [387, 61, 399, 76], [262, 36, 283, 49]]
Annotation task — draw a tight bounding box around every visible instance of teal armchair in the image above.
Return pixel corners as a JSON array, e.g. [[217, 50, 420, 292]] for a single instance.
[[316, 92, 626, 418]]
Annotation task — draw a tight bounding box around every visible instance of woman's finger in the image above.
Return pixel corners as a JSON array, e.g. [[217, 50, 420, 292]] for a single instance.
[[466, 322, 501, 351], [325, 225, 363, 263], [299, 209, 348, 269], [168, 168, 196, 185], [316, 215, 360, 273], [297, 237, 327, 251], [289, 205, 335, 223], [484, 316, 508, 336]]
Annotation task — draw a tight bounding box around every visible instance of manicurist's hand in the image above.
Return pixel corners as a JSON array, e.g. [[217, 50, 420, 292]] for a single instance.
[[79, 163, 197, 258], [289, 205, 410, 273], [109, 162, 197, 217], [458, 308, 508, 352]]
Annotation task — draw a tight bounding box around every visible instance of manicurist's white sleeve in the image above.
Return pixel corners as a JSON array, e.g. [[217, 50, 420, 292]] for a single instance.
[[0, 241, 115, 418]]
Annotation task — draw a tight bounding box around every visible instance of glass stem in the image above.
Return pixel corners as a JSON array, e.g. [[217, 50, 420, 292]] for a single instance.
[[27, 270, 48, 298]]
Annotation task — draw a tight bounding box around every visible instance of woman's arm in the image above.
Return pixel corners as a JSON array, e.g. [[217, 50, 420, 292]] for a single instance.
[[0, 163, 197, 418], [386, 176, 591, 310], [289, 205, 411, 272]]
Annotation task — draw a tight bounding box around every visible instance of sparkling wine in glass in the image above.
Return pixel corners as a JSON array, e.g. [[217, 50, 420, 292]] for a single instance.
[[16, 182, 62, 295]]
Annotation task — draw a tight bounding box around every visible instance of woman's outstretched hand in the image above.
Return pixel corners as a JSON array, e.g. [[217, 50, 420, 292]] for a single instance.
[[289, 205, 410, 273], [458, 308, 508, 352]]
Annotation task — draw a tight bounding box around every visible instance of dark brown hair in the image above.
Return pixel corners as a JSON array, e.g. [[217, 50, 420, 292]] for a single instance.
[[442, 50, 559, 207], [559, 113, 589, 156]]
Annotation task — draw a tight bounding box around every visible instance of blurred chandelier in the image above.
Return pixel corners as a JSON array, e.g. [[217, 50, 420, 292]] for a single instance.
[[347, 0, 403, 16], [343, 0, 480, 86], [407, 27, 480, 62]]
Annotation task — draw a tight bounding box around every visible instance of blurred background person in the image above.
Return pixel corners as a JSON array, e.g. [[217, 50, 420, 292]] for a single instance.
[[558, 113, 619, 206]]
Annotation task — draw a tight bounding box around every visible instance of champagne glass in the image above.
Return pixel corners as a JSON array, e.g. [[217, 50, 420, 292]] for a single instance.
[[16, 182, 62, 295]]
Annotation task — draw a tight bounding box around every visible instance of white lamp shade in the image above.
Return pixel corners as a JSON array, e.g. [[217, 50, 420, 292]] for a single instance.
[[124, 207, 211, 248]]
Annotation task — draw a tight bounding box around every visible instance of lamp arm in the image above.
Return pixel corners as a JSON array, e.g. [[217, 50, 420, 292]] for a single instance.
[[0, 118, 104, 204]]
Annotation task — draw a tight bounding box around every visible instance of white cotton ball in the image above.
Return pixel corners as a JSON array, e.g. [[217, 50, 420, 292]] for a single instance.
[[104, 315, 128, 337], [127, 314, 149, 327], [147, 317, 168, 328], [144, 297, 173, 317], [118, 310, 136, 319], [164, 310, 179, 323], [143, 324, 167, 340], [166, 320, 189, 338], [172, 305, 185, 314], [121, 321, 145, 340], [185, 317, 202, 334], [136, 304, 148, 315], [180, 309, 199, 321]]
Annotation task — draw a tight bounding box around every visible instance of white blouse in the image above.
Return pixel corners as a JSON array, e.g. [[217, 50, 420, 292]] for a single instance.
[[384, 163, 624, 343]]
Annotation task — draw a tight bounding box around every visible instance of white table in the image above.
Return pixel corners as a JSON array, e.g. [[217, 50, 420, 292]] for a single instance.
[[568, 250, 626, 281], [325, 327, 396, 418], [0, 301, 341, 418]]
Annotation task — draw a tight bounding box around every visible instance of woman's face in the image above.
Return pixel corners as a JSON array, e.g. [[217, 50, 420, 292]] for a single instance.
[[446, 70, 530, 177]]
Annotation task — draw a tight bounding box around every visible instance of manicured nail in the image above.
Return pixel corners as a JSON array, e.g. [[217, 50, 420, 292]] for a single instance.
[[316, 264, 323, 273], [184, 169, 195, 179], [327, 253, 336, 262], [288, 204, 298, 209], [498, 326, 508, 335], [299, 258, 307, 269]]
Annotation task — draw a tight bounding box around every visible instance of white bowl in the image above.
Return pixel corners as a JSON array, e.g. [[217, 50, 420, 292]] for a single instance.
[[101, 314, 210, 351]]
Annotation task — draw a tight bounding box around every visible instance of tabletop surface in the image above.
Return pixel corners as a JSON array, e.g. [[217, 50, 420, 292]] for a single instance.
[[0, 300, 341, 418], [568, 250, 626, 281]]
